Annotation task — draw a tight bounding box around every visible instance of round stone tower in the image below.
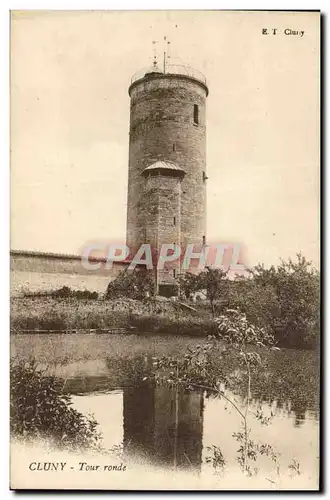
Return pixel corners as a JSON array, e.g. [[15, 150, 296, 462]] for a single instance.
[[126, 64, 209, 294]]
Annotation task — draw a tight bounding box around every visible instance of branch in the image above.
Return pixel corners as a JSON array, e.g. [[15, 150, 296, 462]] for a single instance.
[[242, 350, 251, 473], [189, 383, 246, 420]]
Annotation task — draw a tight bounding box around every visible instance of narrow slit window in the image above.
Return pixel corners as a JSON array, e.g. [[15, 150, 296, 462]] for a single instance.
[[173, 268, 176, 278], [173, 143, 176, 151], [202, 235, 206, 245], [193, 104, 199, 125], [173, 216, 176, 226]]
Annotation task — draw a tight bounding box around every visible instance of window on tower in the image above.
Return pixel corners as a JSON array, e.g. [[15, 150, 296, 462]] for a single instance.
[[193, 104, 199, 125]]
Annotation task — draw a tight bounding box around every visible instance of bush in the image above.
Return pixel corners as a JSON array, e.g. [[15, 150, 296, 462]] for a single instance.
[[10, 360, 101, 451], [105, 269, 154, 300], [232, 254, 320, 349], [23, 287, 99, 300], [178, 254, 320, 349], [51, 287, 99, 300]]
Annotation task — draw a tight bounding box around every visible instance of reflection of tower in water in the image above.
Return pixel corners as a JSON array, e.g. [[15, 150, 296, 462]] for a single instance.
[[123, 383, 204, 471]]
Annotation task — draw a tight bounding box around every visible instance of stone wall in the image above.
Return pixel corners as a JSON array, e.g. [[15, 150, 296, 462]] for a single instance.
[[10, 251, 128, 297], [126, 73, 208, 253], [141, 174, 182, 285]]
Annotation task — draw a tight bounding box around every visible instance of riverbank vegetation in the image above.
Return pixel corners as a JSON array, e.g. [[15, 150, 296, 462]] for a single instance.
[[11, 254, 319, 350], [10, 360, 102, 451], [150, 309, 304, 482], [10, 310, 312, 484], [10, 296, 210, 335], [178, 253, 320, 350]]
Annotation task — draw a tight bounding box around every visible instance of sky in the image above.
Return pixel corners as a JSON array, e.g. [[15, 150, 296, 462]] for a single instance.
[[10, 10, 320, 268]]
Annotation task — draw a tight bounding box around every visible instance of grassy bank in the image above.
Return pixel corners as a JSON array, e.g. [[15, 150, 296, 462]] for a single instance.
[[11, 297, 130, 332], [10, 297, 215, 336]]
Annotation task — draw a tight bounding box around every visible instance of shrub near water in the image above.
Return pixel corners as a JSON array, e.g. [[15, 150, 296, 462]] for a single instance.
[[10, 360, 101, 451], [179, 254, 320, 349]]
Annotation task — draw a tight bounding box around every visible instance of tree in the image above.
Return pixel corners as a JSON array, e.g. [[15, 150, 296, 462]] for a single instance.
[[177, 272, 204, 300], [203, 267, 228, 315], [219, 254, 320, 349], [178, 267, 228, 315], [250, 253, 320, 348], [225, 277, 280, 335]]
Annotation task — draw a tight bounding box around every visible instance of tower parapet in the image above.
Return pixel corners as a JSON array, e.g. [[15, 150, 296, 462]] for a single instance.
[[129, 64, 208, 95]]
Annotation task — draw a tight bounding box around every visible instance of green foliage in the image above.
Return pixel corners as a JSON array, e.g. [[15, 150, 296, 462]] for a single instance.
[[12, 254, 319, 350], [151, 309, 301, 479], [288, 459, 301, 477], [202, 267, 229, 310], [225, 254, 319, 348], [232, 432, 278, 478], [222, 278, 280, 334], [11, 298, 129, 332], [215, 309, 274, 349], [24, 287, 99, 300], [180, 254, 320, 349], [178, 272, 204, 300], [178, 268, 228, 313], [52, 287, 99, 300], [251, 254, 320, 348], [105, 269, 155, 300], [205, 445, 226, 474], [10, 360, 101, 451], [152, 310, 273, 392], [11, 309, 68, 332]]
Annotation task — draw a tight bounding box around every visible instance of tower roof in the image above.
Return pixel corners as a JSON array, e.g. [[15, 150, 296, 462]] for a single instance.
[[141, 160, 186, 177]]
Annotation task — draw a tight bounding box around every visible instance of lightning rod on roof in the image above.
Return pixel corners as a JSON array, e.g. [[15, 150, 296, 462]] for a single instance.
[[163, 36, 170, 73], [152, 40, 158, 69]]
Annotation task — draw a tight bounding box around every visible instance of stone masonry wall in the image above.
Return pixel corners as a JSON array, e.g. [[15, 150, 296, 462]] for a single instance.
[[126, 74, 208, 254], [141, 174, 182, 285], [10, 252, 128, 297]]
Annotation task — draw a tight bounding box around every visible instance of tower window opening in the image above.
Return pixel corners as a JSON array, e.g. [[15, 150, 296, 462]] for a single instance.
[[173, 269, 176, 278], [173, 216, 176, 226], [203, 171, 208, 182], [202, 235, 206, 245], [193, 104, 199, 125], [173, 143, 176, 151]]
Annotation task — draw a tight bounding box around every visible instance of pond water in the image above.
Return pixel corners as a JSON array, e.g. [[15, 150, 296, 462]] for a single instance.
[[11, 333, 320, 488]]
